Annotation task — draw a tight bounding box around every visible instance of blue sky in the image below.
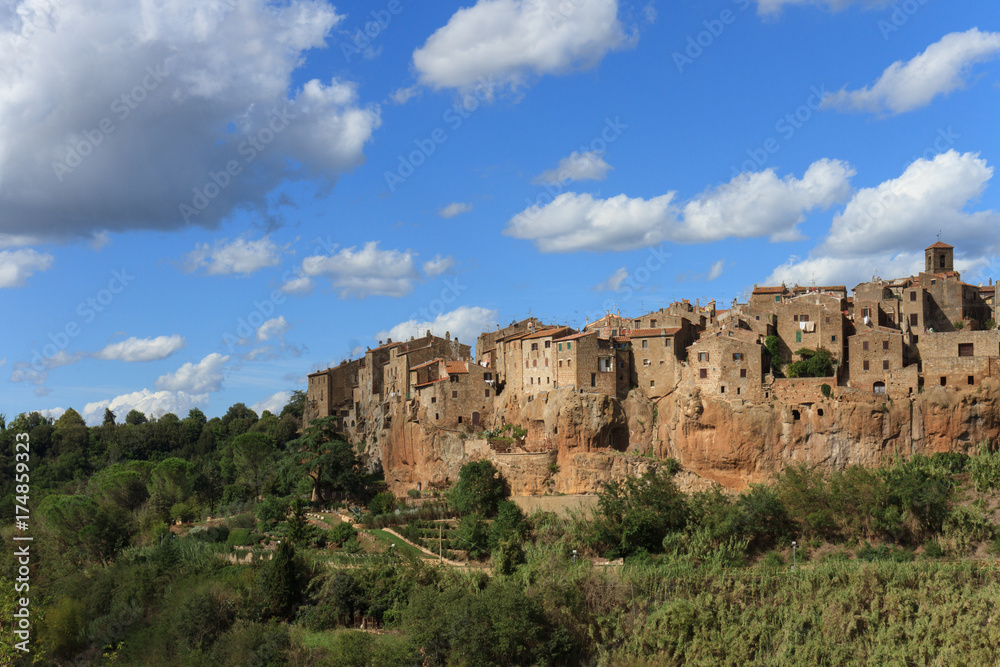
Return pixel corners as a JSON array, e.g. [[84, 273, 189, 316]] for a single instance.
[[2, 0, 999, 423]]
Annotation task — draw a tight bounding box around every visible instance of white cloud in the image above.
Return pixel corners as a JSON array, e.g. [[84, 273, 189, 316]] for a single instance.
[[423, 255, 456, 277], [182, 236, 282, 276], [505, 159, 854, 252], [412, 0, 629, 93], [94, 335, 186, 362], [822, 29, 1000, 115], [377, 306, 499, 346], [0, 249, 54, 288], [438, 202, 473, 218], [766, 151, 1000, 287], [83, 389, 208, 425], [755, 0, 889, 15], [295, 241, 420, 298], [155, 353, 229, 394], [40, 407, 66, 420], [256, 316, 290, 342], [707, 259, 726, 281], [279, 275, 313, 295], [251, 390, 292, 416], [593, 267, 629, 292], [0, 0, 380, 242], [390, 85, 420, 105], [533, 150, 612, 185]]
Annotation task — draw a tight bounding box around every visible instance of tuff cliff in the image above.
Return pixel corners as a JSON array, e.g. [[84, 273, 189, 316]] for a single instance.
[[371, 380, 1000, 497]]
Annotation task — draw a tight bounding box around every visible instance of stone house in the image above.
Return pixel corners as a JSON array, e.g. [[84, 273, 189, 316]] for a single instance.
[[475, 317, 538, 370], [773, 293, 848, 371], [898, 243, 993, 333], [685, 329, 769, 402], [519, 326, 574, 394], [918, 330, 1000, 390], [629, 325, 693, 398], [847, 327, 917, 397], [410, 359, 495, 429], [554, 331, 627, 398], [304, 358, 363, 425]]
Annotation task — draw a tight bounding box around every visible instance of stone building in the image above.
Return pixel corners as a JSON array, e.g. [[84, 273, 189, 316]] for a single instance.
[[475, 317, 538, 369], [553, 331, 628, 398], [919, 330, 1000, 389], [772, 292, 849, 371], [629, 325, 693, 398], [847, 327, 917, 397], [896, 243, 993, 333], [519, 326, 574, 394], [410, 359, 495, 429], [685, 329, 769, 402]]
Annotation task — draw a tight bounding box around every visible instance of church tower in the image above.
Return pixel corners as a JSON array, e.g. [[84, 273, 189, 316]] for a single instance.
[[925, 241, 954, 273]]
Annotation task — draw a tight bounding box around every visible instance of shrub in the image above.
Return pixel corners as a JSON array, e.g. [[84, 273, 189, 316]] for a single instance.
[[820, 383, 832, 398], [369, 491, 398, 516], [226, 528, 251, 547], [449, 460, 508, 517], [923, 540, 944, 559], [329, 522, 357, 546], [256, 496, 286, 528]]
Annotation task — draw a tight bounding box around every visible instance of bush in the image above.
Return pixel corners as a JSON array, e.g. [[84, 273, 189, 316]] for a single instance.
[[369, 491, 398, 516], [227, 514, 256, 531], [923, 540, 944, 559], [256, 496, 287, 528], [329, 522, 357, 547], [449, 460, 508, 517], [820, 383, 832, 398], [226, 528, 251, 547]]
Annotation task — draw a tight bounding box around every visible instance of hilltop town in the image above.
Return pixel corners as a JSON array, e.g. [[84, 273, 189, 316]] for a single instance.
[[305, 241, 1000, 493]]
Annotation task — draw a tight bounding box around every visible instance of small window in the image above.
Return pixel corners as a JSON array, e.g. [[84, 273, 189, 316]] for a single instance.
[[533, 360, 537, 367], [485, 389, 490, 398], [863, 341, 869, 351], [825, 316, 830, 324], [591, 373, 596, 387], [545, 358, 549, 367], [650, 380, 655, 388], [969, 375, 975, 385], [452, 391, 458, 398], [792, 410, 800, 421], [484, 373, 492, 381], [940, 376, 947, 386], [545, 340, 551, 348], [720, 385, 725, 394], [862, 308, 871, 318], [883, 360, 889, 370], [558, 343, 562, 351], [531, 343, 538, 351], [863, 360, 870, 371], [435, 413, 439, 420], [775, 295, 781, 302], [801, 314, 809, 322], [737, 387, 742, 395], [699, 352, 709, 362], [795, 331, 802, 343], [910, 313, 918, 326], [665, 338, 671, 347], [567, 342, 572, 350], [431, 396, 437, 403], [831, 335, 837, 342], [910, 291, 917, 301], [699, 368, 708, 379], [651, 319, 657, 327], [794, 315, 799, 322], [958, 343, 974, 357], [733, 352, 743, 361], [882, 340, 889, 351], [740, 369, 747, 378], [558, 360, 563, 368], [642, 339, 648, 348], [458, 416, 463, 424]]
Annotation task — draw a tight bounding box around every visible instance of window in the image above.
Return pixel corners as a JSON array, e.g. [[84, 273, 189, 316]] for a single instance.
[[567, 342, 572, 350], [699, 352, 709, 362], [642, 339, 648, 348], [863, 360, 870, 371], [485, 389, 490, 398], [793, 315, 799, 322], [452, 391, 458, 398], [591, 373, 596, 387], [558, 360, 563, 368], [544, 358, 548, 366], [720, 385, 725, 393], [737, 387, 742, 395], [825, 316, 830, 324], [558, 343, 562, 351], [831, 335, 837, 342], [910, 291, 917, 301], [699, 368, 708, 379], [525, 361, 529, 368], [910, 314, 918, 326], [533, 360, 537, 367], [959, 343, 974, 357], [881, 340, 889, 351], [567, 359, 572, 367], [545, 340, 551, 348], [733, 352, 743, 361], [650, 380, 655, 388], [547, 377, 550, 384], [940, 256, 945, 268], [435, 413, 439, 420], [795, 331, 802, 343], [740, 369, 747, 378], [643, 359, 651, 367], [451, 375, 460, 383], [431, 396, 437, 403], [665, 338, 672, 347], [969, 375, 975, 385], [801, 314, 809, 322], [531, 343, 538, 351], [883, 360, 889, 370], [940, 376, 947, 386], [863, 341, 869, 351], [775, 295, 781, 302], [484, 373, 492, 381], [458, 416, 463, 424], [651, 319, 657, 327]]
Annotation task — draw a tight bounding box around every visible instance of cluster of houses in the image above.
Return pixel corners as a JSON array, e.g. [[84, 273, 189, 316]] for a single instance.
[[304, 242, 1000, 435]]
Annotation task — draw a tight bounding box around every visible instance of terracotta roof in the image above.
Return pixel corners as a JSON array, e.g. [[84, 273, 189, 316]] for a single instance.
[[752, 286, 786, 294], [521, 326, 573, 340], [371, 340, 403, 351], [980, 285, 996, 294], [926, 241, 953, 249], [414, 377, 449, 389], [556, 330, 597, 342], [409, 358, 442, 371], [628, 327, 681, 338], [445, 361, 468, 374]]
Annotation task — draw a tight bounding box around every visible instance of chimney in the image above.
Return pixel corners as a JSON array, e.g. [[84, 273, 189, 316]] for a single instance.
[[378, 340, 382, 346], [445, 331, 451, 340], [387, 338, 392, 344], [426, 329, 431, 337]]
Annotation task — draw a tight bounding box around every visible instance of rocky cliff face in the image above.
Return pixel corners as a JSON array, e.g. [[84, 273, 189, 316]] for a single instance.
[[369, 380, 1000, 496]]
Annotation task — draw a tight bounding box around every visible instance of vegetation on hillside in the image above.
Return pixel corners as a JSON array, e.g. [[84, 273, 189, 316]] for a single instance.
[[5, 399, 1000, 665]]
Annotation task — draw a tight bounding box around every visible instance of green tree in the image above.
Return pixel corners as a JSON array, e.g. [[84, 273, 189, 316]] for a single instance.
[[594, 469, 688, 557], [786, 347, 835, 378], [125, 409, 147, 425], [449, 460, 508, 517], [232, 432, 277, 499], [283, 416, 363, 504]]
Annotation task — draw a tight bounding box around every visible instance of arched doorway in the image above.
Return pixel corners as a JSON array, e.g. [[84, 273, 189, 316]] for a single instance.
[[873, 381, 886, 394]]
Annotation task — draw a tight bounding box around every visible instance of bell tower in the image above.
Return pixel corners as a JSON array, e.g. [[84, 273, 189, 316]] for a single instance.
[[925, 241, 953, 273]]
